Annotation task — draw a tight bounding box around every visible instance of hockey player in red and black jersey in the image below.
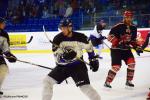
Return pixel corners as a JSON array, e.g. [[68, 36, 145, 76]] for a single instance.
[[140, 32, 150, 100], [147, 88, 150, 100], [104, 11, 143, 88], [42, 18, 101, 100], [142, 32, 150, 50], [0, 17, 17, 95]]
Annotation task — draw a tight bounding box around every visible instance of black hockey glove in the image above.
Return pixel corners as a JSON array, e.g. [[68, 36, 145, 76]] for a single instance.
[[89, 55, 99, 72], [62, 48, 77, 61], [4, 52, 17, 63], [118, 43, 129, 49], [102, 36, 107, 40], [134, 46, 143, 56], [99, 35, 107, 40]]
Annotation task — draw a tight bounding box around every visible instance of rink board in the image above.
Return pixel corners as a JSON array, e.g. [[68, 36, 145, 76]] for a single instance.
[[1, 28, 150, 100], [8, 28, 150, 53]]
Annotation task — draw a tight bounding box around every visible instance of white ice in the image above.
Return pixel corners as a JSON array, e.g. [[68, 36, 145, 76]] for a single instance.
[[1, 52, 150, 100]]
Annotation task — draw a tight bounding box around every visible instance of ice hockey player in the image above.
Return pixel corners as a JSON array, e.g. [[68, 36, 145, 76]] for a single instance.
[[147, 88, 150, 100], [42, 18, 101, 100], [89, 20, 107, 59], [141, 32, 150, 49], [104, 11, 143, 88], [0, 17, 17, 95], [140, 32, 150, 100]]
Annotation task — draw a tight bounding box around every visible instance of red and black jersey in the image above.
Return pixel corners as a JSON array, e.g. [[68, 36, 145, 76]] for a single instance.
[[108, 22, 137, 49]]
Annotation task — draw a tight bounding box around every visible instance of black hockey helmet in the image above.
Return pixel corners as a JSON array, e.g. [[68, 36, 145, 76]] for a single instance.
[[96, 20, 106, 33], [59, 18, 73, 27], [0, 17, 6, 24]]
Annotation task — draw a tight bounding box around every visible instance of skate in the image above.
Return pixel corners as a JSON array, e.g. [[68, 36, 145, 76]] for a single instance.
[[147, 95, 150, 100], [98, 56, 103, 59], [0, 91, 3, 95], [147, 89, 150, 100], [104, 82, 112, 88], [125, 81, 134, 89]]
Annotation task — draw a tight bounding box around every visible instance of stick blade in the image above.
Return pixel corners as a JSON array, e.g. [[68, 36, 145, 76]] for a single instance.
[[27, 36, 33, 43]]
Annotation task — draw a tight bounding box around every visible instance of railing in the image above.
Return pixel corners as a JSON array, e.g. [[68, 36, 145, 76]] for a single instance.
[[5, 13, 150, 32], [81, 14, 150, 29]]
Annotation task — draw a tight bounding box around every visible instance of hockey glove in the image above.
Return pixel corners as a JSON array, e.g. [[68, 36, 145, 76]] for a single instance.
[[89, 56, 99, 72], [118, 41, 130, 49], [4, 52, 17, 63], [102, 36, 107, 40], [99, 35, 107, 40], [62, 48, 77, 61], [107, 34, 119, 47], [134, 46, 143, 56]]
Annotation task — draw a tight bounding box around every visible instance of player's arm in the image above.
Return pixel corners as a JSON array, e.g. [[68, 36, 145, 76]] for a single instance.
[[129, 28, 143, 55], [82, 34, 99, 72], [52, 35, 65, 63], [129, 27, 138, 47], [0, 36, 17, 63], [107, 25, 120, 47]]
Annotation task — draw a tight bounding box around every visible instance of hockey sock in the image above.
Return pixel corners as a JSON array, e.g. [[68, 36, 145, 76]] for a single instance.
[[0, 64, 8, 91], [105, 70, 116, 83], [127, 68, 135, 81], [42, 76, 57, 100], [80, 85, 101, 100]]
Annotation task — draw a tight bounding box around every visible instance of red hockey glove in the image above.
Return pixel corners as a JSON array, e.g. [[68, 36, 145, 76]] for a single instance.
[[107, 34, 119, 47]]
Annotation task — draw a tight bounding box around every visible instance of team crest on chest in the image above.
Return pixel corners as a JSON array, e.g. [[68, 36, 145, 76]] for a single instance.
[[126, 26, 131, 34]]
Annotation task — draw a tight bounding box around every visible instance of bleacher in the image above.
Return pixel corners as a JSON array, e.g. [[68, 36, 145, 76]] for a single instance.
[[5, 10, 83, 32]]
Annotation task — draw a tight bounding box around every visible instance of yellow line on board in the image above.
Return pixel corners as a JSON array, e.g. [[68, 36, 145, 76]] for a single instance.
[[11, 48, 150, 54], [11, 49, 111, 54], [11, 50, 53, 54]]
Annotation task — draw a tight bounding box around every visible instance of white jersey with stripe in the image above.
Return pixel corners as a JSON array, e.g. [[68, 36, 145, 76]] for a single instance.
[[52, 31, 94, 65]]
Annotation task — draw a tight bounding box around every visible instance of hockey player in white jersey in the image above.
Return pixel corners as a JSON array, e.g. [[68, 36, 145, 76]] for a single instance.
[[0, 17, 17, 95], [42, 18, 101, 100], [89, 20, 106, 59]]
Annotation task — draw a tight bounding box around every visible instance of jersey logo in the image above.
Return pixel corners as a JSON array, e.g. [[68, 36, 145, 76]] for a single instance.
[[126, 26, 131, 34]]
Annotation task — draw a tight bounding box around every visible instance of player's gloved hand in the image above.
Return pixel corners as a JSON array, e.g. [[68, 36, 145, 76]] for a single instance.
[[135, 46, 143, 56], [107, 34, 119, 48], [118, 41, 130, 49], [4, 52, 17, 63], [62, 48, 77, 61], [100, 35, 107, 40], [89, 55, 99, 72]]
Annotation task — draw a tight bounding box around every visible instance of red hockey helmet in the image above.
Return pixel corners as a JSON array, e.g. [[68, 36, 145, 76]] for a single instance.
[[123, 11, 133, 17]]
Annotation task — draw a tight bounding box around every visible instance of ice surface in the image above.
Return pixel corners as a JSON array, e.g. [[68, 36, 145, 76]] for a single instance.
[[1, 52, 150, 100]]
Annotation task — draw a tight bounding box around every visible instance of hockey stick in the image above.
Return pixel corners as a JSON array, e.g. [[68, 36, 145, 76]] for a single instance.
[[11, 36, 33, 45], [27, 36, 33, 44], [1, 55, 53, 70], [17, 59, 53, 70], [103, 40, 150, 52], [42, 26, 90, 66], [142, 49, 150, 52], [103, 41, 111, 49]]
